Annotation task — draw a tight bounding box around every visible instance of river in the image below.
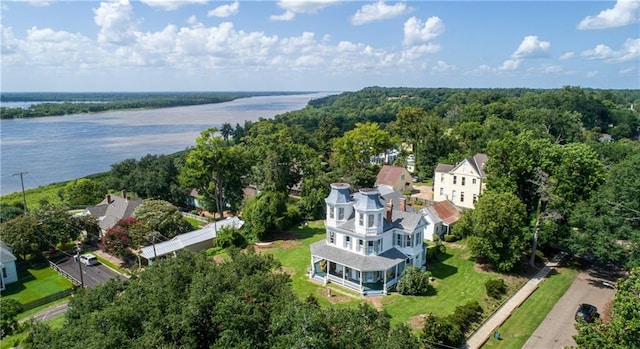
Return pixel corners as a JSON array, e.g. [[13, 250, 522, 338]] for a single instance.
[[0, 93, 332, 195]]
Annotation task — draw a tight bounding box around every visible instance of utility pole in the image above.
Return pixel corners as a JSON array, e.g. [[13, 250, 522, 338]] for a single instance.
[[12, 171, 29, 213], [76, 246, 85, 289]]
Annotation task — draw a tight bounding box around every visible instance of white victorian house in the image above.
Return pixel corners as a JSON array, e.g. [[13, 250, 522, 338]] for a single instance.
[[433, 153, 488, 209], [309, 183, 427, 296]]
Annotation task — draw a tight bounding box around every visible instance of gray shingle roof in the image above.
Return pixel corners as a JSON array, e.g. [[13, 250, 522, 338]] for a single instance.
[[353, 188, 386, 211], [434, 163, 455, 173], [326, 183, 354, 205], [310, 241, 407, 271]]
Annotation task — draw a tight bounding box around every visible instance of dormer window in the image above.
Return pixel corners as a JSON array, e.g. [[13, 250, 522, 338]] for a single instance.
[[358, 213, 364, 226], [367, 214, 374, 227], [338, 207, 344, 220], [329, 207, 335, 219], [377, 213, 382, 226]]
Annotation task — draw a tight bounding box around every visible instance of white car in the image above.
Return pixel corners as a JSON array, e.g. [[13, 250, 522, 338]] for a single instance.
[[79, 253, 99, 266]]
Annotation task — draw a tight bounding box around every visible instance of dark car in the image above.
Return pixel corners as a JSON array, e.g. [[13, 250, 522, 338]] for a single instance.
[[575, 303, 598, 323]]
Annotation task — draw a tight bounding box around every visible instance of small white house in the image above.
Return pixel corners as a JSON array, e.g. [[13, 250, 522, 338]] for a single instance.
[[1, 241, 19, 291]]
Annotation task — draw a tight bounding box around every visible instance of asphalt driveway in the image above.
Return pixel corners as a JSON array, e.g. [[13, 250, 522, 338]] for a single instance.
[[522, 263, 620, 348], [51, 255, 126, 289]]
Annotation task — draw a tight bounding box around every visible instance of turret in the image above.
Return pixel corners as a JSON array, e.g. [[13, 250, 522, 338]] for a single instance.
[[325, 183, 354, 228]]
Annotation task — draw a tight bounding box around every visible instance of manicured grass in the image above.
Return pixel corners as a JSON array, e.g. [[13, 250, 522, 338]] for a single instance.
[[482, 267, 579, 349], [382, 243, 500, 325], [1, 261, 73, 305], [1, 312, 67, 349], [259, 222, 518, 321]]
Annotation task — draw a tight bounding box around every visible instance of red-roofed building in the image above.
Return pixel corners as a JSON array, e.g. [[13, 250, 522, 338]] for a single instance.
[[375, 165, 413, 193], [420, 200, 461, 240]]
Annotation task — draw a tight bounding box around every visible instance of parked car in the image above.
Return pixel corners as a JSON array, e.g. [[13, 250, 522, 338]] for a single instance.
[[575, 303, 598, 323], [79, 253, 99, 266]]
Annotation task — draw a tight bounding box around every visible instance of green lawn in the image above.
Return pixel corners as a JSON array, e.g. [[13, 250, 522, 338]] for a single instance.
[[1, 261, 73, 304], [259, 222, 517, 324], [482, 266, 579, 349]]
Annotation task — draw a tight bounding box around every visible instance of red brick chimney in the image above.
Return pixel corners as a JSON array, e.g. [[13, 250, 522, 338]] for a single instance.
[[106, 194, 111, 204], [386, 201, 393, 221], [399, 197, 406, 212]]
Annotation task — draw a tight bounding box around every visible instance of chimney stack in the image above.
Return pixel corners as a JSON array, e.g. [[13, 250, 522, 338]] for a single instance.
[[399, 197, 406, 212], [121, 189, 127, 200], [106, 194, 112, 204], [386, 201, 393, 221]]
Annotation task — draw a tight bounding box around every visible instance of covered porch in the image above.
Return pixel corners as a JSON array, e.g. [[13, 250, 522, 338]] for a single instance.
[[309, 241, 408, 296]]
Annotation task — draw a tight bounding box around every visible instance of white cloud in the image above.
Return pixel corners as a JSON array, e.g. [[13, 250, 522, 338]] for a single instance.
[[139, 0, 208, 11], [271, 0, 341, 21], [582, 38, 640, 63], [208, 1, 239, 18], [619, 66, 635, 74], [270, 10, 295, 21], [26, 1, 50, 7], [512, 35, 550, 59], [403, 16, 444, 46], [560, 51, 574, 60], [93, 0, 139, 45], [499, 59, 521, 71], [577, 0, 640, 30], [351, 1, 410, 26], [187, 16, 198, 25], [432, 60, 457, 72], [586, 71, 599, 78]]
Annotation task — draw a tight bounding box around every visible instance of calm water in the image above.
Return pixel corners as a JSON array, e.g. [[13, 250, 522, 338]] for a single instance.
[[0, 93, 331, 195]]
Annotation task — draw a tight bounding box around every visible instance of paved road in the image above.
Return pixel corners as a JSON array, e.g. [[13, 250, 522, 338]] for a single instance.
[[51, 256, 126, 288], [21, 302, 69, 323], [522, 265, 618, 349]]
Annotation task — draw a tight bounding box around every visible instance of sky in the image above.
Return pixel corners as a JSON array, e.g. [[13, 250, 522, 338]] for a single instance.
[[1, 0, 639, 92]]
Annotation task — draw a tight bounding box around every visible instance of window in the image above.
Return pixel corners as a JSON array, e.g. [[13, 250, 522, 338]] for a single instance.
[[439, 187, 444, 197], [338, 207, 344, 220], [406, 234, 412, 247], [1, 267, 6, 278], [329, 207, 334, 219], [473, 194, 478, 202], [358, 239, 364, 252], [344, 236, 351, 249], [472, 178, 477, 185], [440, 173, 444, 182], [462, 177, 466, 186], [358, 213, 364, 226], [378, 213, 382, 226], [461, 192, 465, 202], [396, 233, 402, 246], [377, 238, 383, 252], [367, 214, 374, 227], [453, 176, 457, 184], [451, 190, 456, 201], [368, 241, 374, 254], [328, 231, 335, 244]]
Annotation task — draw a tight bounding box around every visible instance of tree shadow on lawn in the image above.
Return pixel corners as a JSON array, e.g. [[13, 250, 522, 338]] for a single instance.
[[264, 223, 323, 242], [426, 252, 458, 280]]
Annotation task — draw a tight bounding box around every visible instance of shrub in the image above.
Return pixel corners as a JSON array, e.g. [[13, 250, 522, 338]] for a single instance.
[[0, 298, 23, 338], [213, 226, 248, 249], [449, 300, 483, 330], [485, 278, 507, 299], [397, 266, 430, 296], [444, 234, 459, 242]]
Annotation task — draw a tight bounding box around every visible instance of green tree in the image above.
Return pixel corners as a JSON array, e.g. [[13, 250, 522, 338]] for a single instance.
[[242, 191, 288, 241], [180, 128, 248, 219], [456, 191, 530, 272], [573, 267, 640, 348], [133, 199, 192, 239], [397, 266, 430, 296], [0, 298, 23, 337], [60, 178, 106, 208], [220, 122, 233, 145], [0, 214, 47, 259]]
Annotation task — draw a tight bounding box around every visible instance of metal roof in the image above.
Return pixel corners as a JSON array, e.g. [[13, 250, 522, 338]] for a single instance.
[[139, 217, 244, 260], [310, 241, 407, 271]]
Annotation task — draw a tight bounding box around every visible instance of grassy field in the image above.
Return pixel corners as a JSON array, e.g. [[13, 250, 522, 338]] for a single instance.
[[0, 313, 66, 349], [257, 221, 526, 327], [1, 261, 73, 304], [482, 266, 579, 349]]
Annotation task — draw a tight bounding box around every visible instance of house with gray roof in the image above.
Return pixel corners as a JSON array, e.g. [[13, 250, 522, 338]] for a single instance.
[[1, 240, 18, 291], [82, 190, 143, 235], [433, 153, 488, 209], [309, 183, 427, 296]]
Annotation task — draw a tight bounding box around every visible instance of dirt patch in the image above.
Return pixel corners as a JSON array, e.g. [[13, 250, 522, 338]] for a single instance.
[[276, 266, 296, 277], [366, 296, 384, 310], [408, 313, 427, 329], [327, 294, 352, 304], [279, 239, 301, 250]]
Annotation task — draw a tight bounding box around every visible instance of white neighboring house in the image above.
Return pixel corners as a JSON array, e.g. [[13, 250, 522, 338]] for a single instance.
[[309, 183, 427, 296], [420, 201, 462, 241], [139, 216, 244, 264], [1, 240, 19, 291], [433, 153, 488, 209], [81, 190, 143, 235]]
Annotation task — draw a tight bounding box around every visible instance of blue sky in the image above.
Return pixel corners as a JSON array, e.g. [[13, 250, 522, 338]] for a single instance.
[[1, 0, 638, 92]]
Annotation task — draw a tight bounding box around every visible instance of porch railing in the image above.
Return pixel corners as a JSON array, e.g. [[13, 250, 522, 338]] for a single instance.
[[327, 274, 362, 292]]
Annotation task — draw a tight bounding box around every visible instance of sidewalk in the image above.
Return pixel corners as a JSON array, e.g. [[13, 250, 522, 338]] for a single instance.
[[463, 252, 567, 349]]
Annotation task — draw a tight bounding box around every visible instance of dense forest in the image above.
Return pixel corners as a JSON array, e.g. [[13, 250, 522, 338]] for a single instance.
[[2, 86, 640, 348], [0, 91, 312, 119]]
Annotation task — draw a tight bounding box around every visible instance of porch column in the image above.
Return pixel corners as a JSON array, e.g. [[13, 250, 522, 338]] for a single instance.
[[309, 255, 315, 277], [383, 269, 387, 294], [360, 271, 363, 292]]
